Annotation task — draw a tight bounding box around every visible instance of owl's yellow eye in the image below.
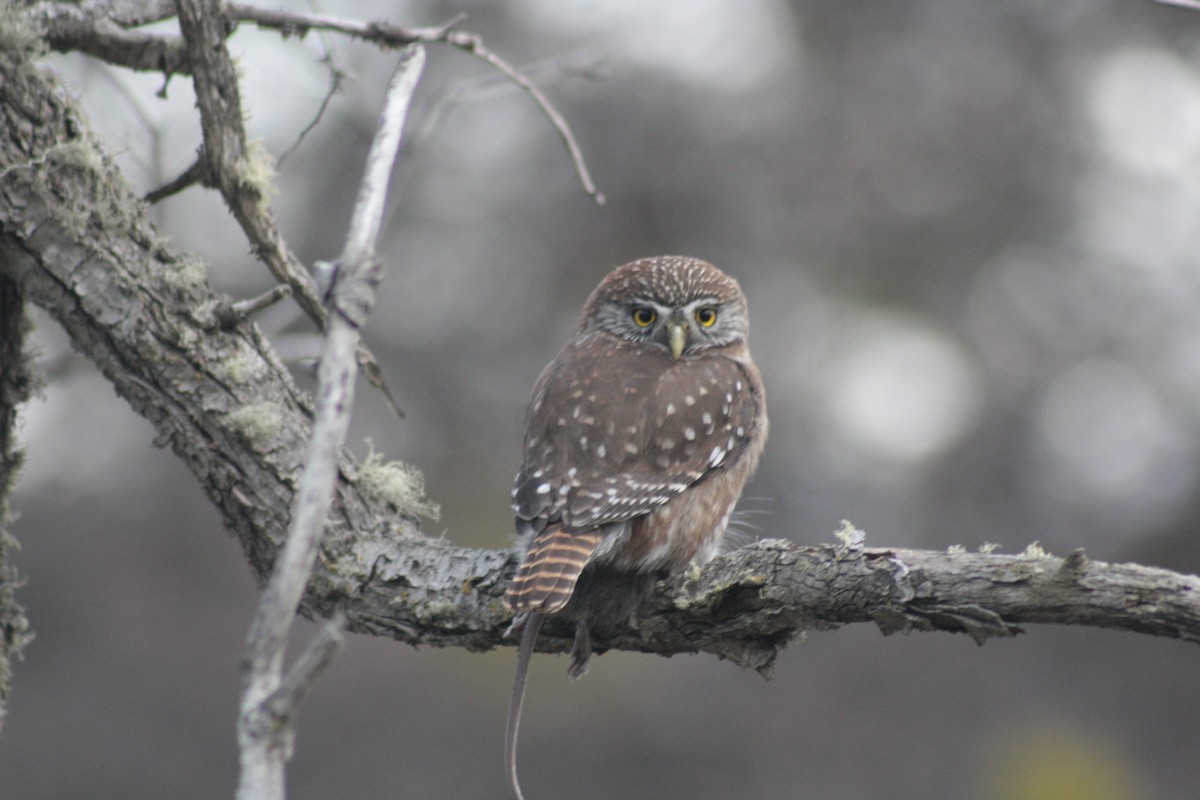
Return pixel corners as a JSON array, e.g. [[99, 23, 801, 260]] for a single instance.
[[695, 307, 718, 327], [632, 307, 657, 327]]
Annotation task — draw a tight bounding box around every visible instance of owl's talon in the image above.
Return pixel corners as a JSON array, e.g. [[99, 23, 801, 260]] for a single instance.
[[567, 619, 592, 680]]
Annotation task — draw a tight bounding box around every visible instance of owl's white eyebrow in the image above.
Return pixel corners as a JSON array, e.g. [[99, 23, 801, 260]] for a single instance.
[[627, 297, 722, 308]]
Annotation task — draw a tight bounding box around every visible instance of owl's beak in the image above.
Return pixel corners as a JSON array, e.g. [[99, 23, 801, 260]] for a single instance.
[[667, 321, 687, 358]]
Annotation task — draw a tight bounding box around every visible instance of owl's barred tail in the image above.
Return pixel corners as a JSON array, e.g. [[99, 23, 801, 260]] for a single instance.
[[505, 527, 604, 614]]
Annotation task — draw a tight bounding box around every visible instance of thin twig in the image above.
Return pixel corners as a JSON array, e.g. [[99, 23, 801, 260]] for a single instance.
[[260, 616, 346, 730], [226, 3, 604, 203], [234, 45, 426, 800], [277, 7, 350, 167], [230, 284, 294, 316], [145, 156, 204, 203], [445, 31, 604, 204], [41, 2, 603, 201]]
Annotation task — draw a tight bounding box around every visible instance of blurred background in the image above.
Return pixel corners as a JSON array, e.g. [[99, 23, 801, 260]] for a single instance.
[[4, 0, 1200, 797]]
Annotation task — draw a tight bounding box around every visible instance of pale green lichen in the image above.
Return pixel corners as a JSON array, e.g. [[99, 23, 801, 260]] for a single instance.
[[223, 351, 261, 384], [833, 519, 864, 549], [1021, 541, 1049, 558], [162, 254, 208, 293], [947, 544, 967, 555], [979, 541, 999, 554], [0, 3, 45, 58], [357, 446, 440, 522], [227, 402, 284, 447], [237, 138, 278, 204]]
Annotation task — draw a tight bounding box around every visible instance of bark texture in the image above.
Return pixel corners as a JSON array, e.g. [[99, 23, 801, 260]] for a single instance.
[[0, 272, 35, 732]]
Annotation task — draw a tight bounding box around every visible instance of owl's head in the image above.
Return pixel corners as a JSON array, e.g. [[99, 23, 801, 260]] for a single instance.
[[581, 256, 750, 357]]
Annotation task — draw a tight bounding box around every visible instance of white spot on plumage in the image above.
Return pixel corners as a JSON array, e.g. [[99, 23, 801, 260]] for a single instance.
[[685, 395, 696, 405], [683, 427, 696, 441], [709, 446, 725, 466], [623, 442, 639, 454], [666, 402, 676, 415], [536, 483, 551, 494], [596, 443, 607, 458]]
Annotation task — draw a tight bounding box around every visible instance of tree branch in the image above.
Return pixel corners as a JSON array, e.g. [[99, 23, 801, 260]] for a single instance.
[[227, 2, 604, 202], [37, 1, 189, 73], [174, 0, 405, 418], [0, 273, 35, 732], [35, 1, 604, 203], [235, 44, 425, 800], [2, 18, 1198, 691], [175, 0, 329, 330]]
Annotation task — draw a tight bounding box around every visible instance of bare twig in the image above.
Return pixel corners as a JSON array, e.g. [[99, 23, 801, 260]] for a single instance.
[[445, 31, 604, 203], [226, 3, 604, 203], [215, 284, 294, 328], [38, 3, 190, 74], [277, 48, 349, 166], [175, 0, 328, 328], [242, 615, 345, 761], [234, 45, 426, 800], [175, 0, 404, 418], [145, 156, 205, 203], [39, 1, 603, 201], [225, 3, 466, 47]]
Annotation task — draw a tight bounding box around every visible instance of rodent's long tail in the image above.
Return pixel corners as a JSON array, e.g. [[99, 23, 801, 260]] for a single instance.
[[506, 612, 545, 800]]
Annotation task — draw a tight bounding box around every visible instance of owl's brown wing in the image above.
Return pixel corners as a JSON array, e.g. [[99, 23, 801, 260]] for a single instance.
[[508, 335, 760, 615], [512, 333, 763, 534]]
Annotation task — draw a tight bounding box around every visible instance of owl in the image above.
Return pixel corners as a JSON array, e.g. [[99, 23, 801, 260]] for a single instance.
[[503, 255, 767, 798]]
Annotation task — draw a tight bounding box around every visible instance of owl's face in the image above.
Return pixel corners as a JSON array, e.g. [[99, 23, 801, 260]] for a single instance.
[[581, 256, 749, 358]]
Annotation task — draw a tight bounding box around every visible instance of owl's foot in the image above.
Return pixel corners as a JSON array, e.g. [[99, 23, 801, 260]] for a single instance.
[[567, 618, 592, 680]]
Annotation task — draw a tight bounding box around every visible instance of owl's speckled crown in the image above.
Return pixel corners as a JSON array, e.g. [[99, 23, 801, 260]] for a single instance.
[[582, 255, 745, 317]]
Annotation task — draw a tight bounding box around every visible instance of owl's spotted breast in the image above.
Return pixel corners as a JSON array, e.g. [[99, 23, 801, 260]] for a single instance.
[[512, 334, 763, 534]]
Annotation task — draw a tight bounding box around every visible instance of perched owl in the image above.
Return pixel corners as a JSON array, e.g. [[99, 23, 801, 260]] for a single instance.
[[503, 255, 767, 799]]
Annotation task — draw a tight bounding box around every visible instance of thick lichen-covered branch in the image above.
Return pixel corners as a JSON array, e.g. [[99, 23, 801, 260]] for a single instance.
[[1, 30, 1198, 686], [0, 274, 35, 732]]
